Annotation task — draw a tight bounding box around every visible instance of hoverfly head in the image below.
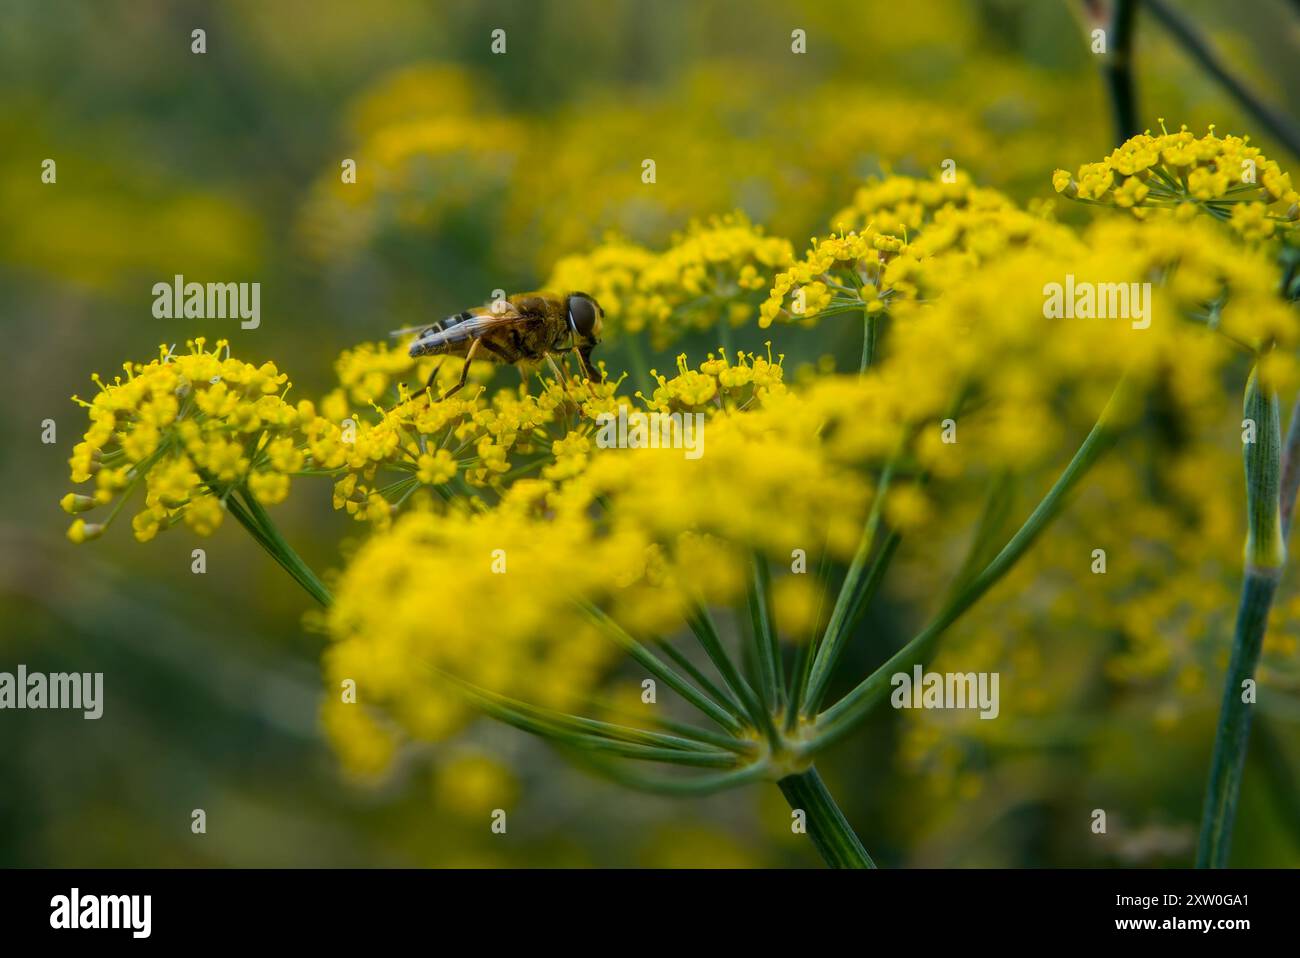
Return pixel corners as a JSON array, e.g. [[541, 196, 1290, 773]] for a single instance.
[[566, 292, 603, 346]]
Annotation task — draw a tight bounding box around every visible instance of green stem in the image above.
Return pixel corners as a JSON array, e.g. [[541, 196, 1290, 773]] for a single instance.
[[1196, 572, 1278, 867], [226, 490, 332, 607], [1145, 0, 1300, 159], [777, 767, 876, 868], [1100, 0, 1140, 145], [788, 531, 835, 728], [653, 637, 749, 724], [802, 460, 896, 716], [945, 472, 1016, 600], [581, 602, 747, 735], [687, 606, 781, 747], [1197, 368, 1285, 867], [578, 758, 769, 796], [1278, 392, 1300, 538], [441, 669, 745, 758], [746, 553, 783, 712], [860, 309, 878, 372]]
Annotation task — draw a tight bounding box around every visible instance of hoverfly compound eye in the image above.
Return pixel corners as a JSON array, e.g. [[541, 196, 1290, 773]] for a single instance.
[[567, 293, 599, 340]]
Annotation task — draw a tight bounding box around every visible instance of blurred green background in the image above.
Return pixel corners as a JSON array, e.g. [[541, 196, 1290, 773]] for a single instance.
[[2, 0, 1298, 867]]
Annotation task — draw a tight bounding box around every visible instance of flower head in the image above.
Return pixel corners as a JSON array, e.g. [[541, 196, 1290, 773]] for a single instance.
[[546, 214, 793, 349], [63, 339, 301, 543], [762, 173, 1076, 328], [1052, 123, 1298, 240]]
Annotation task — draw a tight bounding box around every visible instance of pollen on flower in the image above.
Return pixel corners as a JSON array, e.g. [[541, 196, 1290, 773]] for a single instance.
[[416, 449, 457, 486]]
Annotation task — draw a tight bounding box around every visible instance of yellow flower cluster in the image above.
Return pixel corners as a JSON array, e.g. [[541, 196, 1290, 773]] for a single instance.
[[545, 214, 793, 348], [301, 378, 593, 530], [300, 340, 792, 531], [830, 170, 1011, 236], [762, 173, 1075, 328], [322, 368, 883, 770], [863, 216, 1289, 544], [860, 210, 1297, 796], [1082, 216, 1297, 373], [642, 346, 787, 411], [332, 340, 429, 407], [322, 141, 1300, 776], [1053, 124, 1299, 240], [63, 339, 302, 543], [321, 486, 624, 775]]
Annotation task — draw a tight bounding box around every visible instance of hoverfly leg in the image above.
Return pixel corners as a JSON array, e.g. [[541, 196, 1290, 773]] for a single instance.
[[389, 358, 441, 412], [544, 352, 570, 389], [438, 340, 480, 401], [572, 348, 599, 398]]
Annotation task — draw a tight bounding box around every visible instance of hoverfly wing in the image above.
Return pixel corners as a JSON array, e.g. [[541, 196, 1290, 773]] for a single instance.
[[406, 304, 536, 358], [389, 312, 504, 344]]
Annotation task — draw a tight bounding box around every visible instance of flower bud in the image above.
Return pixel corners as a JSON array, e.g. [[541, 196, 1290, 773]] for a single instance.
[[60, 493, 97, 514], [1051, 169, 1078, 198], [66, 520, 106, 544]]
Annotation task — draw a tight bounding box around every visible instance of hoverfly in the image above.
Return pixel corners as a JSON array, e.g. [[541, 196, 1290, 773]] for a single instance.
[[393, 291, 604, 399]]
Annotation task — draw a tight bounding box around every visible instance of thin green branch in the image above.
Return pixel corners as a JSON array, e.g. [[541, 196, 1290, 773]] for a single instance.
[[802, 460, 896, 716], [441, 671, 740, 768], [580, 601, 747, 736], [1100, 0, 1140, 144], [653, 637, 749, 723], [1145, 0, 1300, 159], [574, 756, 770, 796], [686, 605, 781, 747], [1198, 368, 1285, 867], [226, 489, 333, 607], [1197, 571, 1279, 866], [1278, 396, 1300, 540], [860, 308, 879, 372], [788, 530, 835, 728], [945, 471, 1017, 601], [811, 377, 1133, 750], [746, 553, 783, 712]]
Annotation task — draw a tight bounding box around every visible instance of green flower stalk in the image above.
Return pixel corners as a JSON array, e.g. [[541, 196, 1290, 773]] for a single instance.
[[1097, 0, 1140, 145], [1197, 367, 1285, 868], [778, 768, 875, 868]]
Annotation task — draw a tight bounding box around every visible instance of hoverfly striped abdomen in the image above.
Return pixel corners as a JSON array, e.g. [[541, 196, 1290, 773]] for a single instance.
[[409, 311, 477, 358]]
